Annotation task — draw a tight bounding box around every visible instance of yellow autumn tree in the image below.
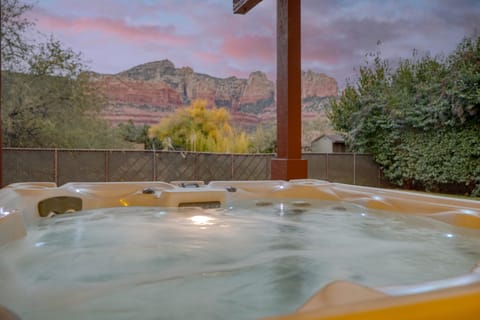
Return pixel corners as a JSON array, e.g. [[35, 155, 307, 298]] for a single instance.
[[149, 99, 250, 153]]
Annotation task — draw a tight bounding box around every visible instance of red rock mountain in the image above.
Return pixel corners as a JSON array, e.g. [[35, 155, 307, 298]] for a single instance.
[[91, 59, 338, 129]]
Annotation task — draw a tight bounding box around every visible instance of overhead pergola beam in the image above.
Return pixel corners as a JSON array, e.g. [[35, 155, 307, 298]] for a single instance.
[[233, 0, 263, 14]]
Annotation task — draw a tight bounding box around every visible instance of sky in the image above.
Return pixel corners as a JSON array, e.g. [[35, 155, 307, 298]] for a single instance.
[[28, 0, 480, 87]]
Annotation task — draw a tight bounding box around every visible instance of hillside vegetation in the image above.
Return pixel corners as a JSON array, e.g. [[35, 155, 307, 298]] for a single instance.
[[1, 0, 126, 148], [329, 37, 480, 196]]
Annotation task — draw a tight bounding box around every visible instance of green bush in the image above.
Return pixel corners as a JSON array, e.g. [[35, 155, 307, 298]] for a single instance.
[[328, 37, 480, 195]]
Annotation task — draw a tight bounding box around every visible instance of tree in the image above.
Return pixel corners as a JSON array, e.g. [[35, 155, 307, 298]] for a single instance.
[[248, 122, 276, 153], [328, 36, 480, 196], [1, 0, 126, 148], [149, 99, 250, 153], [1, 0, 32, 71], [118, 120, 162, 150]]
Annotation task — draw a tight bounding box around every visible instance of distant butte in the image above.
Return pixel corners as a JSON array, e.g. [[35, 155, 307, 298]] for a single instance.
[[90, 59, 338, 129]]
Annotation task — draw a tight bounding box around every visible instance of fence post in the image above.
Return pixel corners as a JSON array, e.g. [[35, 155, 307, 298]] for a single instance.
[[378, 165, 381, 187], [105, 150, 109, 182], [353, 153, 356, 185], [326, 153, 329, 181], [54, 149, 58, 185], [231, 154, 234, 180], [153, 150, 157, 181], [195, 153, 198, 181]]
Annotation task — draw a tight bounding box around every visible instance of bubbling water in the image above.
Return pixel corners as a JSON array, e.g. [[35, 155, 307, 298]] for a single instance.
[[1, 199, 479, 320]]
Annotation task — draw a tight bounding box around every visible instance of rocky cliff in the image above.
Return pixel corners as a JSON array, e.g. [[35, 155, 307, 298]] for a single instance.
[[92, 59, 338, 128]]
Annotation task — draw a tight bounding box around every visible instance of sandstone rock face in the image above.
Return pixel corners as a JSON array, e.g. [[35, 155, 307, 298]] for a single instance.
[[239, 71, 274, 104], [92, 59, 338, 128], [302, 70, 338, 98]]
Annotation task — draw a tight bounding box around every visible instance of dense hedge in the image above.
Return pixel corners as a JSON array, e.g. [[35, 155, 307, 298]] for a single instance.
[[329, 37, 480, 196]]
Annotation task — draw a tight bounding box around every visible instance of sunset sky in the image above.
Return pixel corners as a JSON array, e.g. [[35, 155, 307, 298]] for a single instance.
[[28, 0, 480, 87]]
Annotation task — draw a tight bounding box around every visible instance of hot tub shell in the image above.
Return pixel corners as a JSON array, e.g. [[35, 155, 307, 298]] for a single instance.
[[0, 179, 479, 319]]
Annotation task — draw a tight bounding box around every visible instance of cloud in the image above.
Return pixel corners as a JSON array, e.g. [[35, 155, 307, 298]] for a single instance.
[[27, 0, 480, 85], [221, 34, 274, 61], [32, 8, 188, 46]]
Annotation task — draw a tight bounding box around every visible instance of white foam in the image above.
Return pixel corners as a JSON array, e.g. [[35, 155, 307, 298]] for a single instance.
[[1, 201, 479, 320]]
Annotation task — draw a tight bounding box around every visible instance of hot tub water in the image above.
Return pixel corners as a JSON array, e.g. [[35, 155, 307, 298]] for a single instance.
[[1, 199, 479, 320]]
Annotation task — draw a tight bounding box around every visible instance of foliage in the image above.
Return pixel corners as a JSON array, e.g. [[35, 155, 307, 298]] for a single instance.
[[237, 96, 274, 114], [328, 36, 480, 195], [2, 71, 126, 148], [1, 0, 126, 148], [0, 0, 32, 70], [248, 122, 276, 153], [118, 120, 162, 150], [149, 99, 250, 153]]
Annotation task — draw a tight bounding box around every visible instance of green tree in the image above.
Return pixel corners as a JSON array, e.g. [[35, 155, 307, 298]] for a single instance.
[[1, 0, 126, 148], [248, 122, 276, 153], [328, 37, 480, 195], [1, 0, 32, 71], [149, 99, 250, 153], [118, 120, 162, 150]]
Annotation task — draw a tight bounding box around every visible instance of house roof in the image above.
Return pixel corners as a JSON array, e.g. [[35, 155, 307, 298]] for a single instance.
[[311, 134, 345, 144]]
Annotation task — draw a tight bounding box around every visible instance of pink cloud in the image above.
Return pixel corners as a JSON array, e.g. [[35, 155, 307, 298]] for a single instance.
[[33, 10, 187, 46], [195, 51, 223, 65], [302, 39, 350, 65], [26, 0, 479, 86], [220, 35, 274, 62]]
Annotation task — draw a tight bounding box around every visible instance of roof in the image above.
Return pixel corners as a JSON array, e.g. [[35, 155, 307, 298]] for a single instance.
[[311, 134, 345, 144]]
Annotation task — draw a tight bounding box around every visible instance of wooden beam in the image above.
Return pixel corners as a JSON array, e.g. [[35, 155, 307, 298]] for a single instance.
[[233, 0, 263, 14], [271, 0, 307, 180], [233, 0, 307, 180]]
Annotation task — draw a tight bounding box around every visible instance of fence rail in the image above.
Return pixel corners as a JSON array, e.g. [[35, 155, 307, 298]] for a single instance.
[[2, 148, 388, 188]]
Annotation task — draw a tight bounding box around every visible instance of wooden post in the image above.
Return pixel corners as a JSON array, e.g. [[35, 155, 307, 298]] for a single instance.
[[270, 0, 307, 180], [234, 0, 307, 181], [233, 0, 263, 14]]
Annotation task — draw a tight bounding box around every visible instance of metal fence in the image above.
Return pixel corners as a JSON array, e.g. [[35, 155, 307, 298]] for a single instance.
[[2, 148, 387, 187]]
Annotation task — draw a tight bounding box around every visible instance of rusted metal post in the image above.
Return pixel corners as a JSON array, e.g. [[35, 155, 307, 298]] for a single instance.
[[270, 0, 307, 180]]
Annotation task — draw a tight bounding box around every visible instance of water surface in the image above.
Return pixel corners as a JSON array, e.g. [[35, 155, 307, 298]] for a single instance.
[[1, 199, 479, 320]]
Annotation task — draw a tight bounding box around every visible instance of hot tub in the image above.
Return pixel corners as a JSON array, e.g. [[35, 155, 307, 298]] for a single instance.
[[0, 179, 479, 320]]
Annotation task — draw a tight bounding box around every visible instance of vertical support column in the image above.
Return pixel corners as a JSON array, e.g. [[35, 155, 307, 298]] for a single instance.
[[271, 0, 307, 180]]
